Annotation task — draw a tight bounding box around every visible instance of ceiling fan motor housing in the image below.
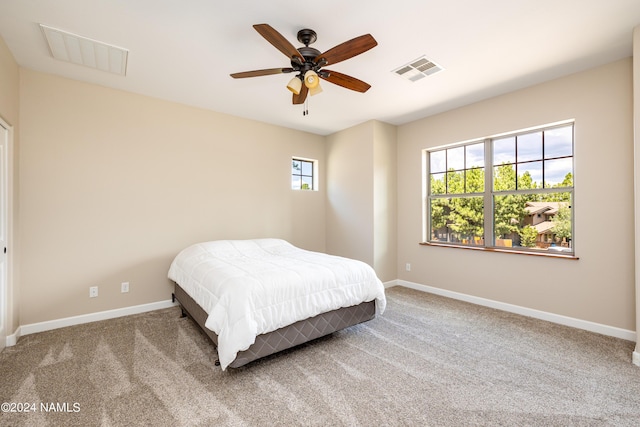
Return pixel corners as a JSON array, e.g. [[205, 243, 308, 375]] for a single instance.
[[293, 46, 321, 73], [289, 29, 324, 78]]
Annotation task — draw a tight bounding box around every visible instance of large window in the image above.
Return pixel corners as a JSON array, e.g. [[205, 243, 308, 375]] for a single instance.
[[425, 122, 574, 255]]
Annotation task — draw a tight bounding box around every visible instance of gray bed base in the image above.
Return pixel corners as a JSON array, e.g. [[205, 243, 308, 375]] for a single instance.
[[172, 283, 376, 368]]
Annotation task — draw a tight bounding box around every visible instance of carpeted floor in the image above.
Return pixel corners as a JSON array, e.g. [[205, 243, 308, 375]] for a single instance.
[[1, 286, 640, 426]]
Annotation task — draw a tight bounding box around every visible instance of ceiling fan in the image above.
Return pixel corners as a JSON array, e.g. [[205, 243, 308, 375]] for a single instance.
[[230, 24, 377, 106]]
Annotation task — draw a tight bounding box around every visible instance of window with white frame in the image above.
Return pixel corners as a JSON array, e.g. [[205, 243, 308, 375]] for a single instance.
[[291, 158, 316, 190], [425, 122, 574, 255]]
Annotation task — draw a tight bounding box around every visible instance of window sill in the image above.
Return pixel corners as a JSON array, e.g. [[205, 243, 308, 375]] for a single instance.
[[420, 241, 579, 260]]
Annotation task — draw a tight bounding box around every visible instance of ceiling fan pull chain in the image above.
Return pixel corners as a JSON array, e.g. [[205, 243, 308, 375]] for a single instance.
[[303, 97, 309, 116]]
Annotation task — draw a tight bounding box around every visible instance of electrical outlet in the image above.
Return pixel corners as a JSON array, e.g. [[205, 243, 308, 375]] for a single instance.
[[121, 282, 129, 293], [89, 286, 98, 298], [406, 263, 411, 271]]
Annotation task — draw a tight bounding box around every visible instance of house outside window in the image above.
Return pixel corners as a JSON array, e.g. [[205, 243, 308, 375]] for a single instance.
[[425, 122, 574, 255]]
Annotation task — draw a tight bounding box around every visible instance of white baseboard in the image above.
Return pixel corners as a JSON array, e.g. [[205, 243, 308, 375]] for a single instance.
[[633, 351, 640, 367], [396, 280, 637, 342], [6, 299, 177, 346], [6, 326, 20, 347], [383, 279, 399, 289]]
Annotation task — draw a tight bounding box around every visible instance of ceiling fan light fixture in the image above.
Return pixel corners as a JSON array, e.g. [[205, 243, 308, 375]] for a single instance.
[[309, 82, 323, 96], [304, 70, 320, 89], [287, 76, 302, 94]]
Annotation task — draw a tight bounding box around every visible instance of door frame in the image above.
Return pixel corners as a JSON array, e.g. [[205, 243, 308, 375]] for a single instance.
[[0, 116, 12, 351]]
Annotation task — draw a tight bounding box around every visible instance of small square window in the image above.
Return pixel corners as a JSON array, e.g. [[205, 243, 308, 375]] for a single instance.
[[292, 158, 316, 190]]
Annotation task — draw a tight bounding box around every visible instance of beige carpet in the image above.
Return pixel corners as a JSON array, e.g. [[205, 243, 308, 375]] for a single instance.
[[1, 286, 640, 426]]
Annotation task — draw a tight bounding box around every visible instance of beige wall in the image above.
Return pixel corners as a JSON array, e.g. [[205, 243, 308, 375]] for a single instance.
[[373, 121, 397, 282], [0, 38, 19, 125], [19, 69, 326, 325], [326, 122, 375, 264], [325, 120, 398, 282], [0, 36, 19, 335], [398, 58, 635, 330]]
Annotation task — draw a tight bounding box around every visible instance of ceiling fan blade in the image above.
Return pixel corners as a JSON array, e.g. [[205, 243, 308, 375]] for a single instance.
[[320, 70, 371, 93], [253, 24, 304, 63], [230, 68, 294, 78], [292, 84, 308, 104], [314, 34, 377, 66]]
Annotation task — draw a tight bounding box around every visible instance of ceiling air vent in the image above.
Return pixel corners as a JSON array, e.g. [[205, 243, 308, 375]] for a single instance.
[[40, 24, 128, 76], [393, 55, 443, 82]]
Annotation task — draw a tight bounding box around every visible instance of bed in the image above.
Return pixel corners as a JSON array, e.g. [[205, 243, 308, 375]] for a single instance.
[[167, 238, 386, 370]]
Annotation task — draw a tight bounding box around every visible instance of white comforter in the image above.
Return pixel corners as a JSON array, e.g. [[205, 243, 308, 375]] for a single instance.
[[167, 239, 386, 369]]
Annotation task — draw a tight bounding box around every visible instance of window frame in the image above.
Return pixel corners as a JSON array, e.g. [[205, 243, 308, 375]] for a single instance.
[[423, 121, 575, 257], [291, 157, 318, 191]]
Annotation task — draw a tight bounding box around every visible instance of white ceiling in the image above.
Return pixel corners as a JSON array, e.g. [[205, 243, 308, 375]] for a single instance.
[[1, 0, 639, 136]]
